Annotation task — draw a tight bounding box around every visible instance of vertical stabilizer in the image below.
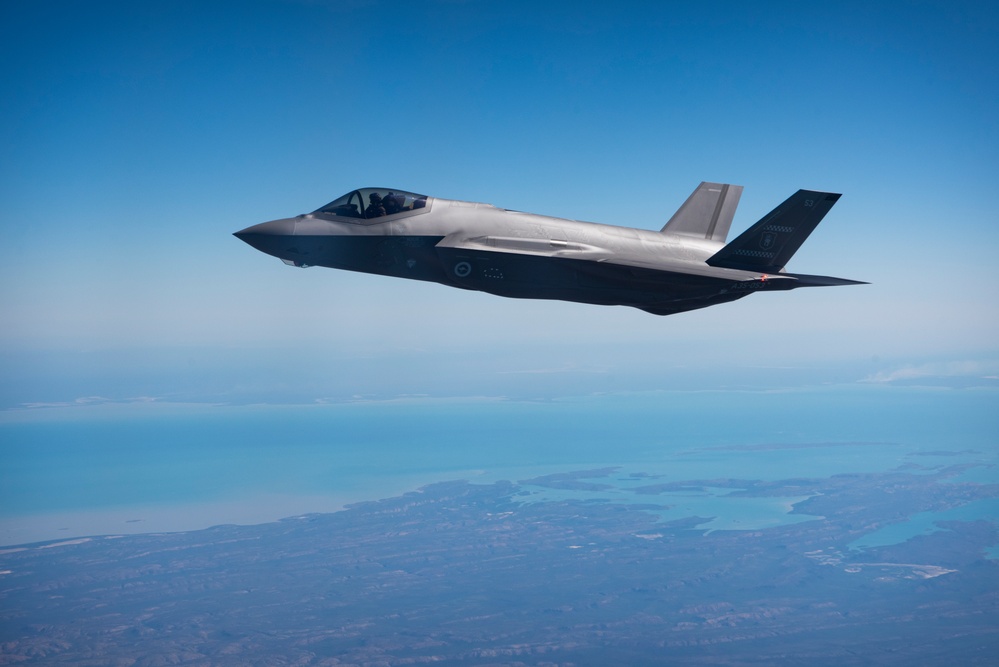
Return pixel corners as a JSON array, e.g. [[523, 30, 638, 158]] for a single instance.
[[706, 189, 841, 272], [661, 182, 743, 243]]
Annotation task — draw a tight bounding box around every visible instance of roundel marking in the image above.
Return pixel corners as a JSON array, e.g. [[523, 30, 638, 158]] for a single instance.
[[454, 261, 472, 278]]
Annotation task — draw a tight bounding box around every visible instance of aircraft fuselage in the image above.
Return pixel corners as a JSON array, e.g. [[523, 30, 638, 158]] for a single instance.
[[235, 185, 863, 316]]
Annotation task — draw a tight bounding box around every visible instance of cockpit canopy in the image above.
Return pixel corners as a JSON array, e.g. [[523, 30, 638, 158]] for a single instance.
[[314, 188, 429, 220]]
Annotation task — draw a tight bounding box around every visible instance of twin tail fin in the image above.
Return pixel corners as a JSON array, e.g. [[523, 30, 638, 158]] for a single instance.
[[661, 182, 743, 244], [706, 189, 841, 273]]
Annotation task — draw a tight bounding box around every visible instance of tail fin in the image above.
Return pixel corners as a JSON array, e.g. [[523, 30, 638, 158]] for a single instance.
[[706, 189, 841, 272], [661, 182, 743, 243]]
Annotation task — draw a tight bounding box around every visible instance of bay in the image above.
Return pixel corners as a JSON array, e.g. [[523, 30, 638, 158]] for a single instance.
[[1, 385, 996, 547]]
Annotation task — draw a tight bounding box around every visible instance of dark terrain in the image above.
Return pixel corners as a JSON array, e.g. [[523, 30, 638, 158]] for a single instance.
[[2, 467, 997, 666]]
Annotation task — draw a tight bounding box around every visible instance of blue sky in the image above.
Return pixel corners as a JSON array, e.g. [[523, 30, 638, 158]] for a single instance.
[[1, 0, 997, 407]]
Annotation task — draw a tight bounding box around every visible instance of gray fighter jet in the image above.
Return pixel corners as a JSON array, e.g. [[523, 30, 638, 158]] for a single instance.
[[235, 183, 865, 316]]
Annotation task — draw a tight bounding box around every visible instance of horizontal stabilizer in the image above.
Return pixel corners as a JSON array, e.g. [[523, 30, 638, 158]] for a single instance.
[[661, 182, 743, 243], [707, 189, 840, 272], [782, 272, 869, 287], [727, 272, 867, 293]]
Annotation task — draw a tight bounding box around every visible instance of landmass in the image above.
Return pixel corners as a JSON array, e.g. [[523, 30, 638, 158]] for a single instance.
[[1, 467, 997, 665], [519, 468, 619, 491]]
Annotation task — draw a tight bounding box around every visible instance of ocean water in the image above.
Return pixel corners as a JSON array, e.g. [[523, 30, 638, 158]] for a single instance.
[[1, 386, 996, 547]]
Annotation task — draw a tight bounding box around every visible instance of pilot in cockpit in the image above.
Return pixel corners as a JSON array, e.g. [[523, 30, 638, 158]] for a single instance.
[[383, 192, 404, 215], [365, 192, 386, 218]]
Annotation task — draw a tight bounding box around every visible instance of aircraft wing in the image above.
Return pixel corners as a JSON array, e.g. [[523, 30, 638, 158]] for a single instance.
[[435, 233, 759, 281], [435, 234, 611, 259]]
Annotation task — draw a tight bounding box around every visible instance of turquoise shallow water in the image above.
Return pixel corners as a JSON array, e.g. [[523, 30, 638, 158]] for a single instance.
[[0, 386, 996, 546]]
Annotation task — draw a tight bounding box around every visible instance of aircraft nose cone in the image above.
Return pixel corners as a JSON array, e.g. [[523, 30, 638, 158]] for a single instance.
[[233, 218, 297, 257], [234, 218, 297, 239]]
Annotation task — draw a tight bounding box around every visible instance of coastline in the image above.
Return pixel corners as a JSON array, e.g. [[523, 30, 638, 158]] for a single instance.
[[2, 388, 996, 548]]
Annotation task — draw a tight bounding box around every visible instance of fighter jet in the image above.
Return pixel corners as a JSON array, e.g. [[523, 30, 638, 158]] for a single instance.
[[235, 183, 865, 316]]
